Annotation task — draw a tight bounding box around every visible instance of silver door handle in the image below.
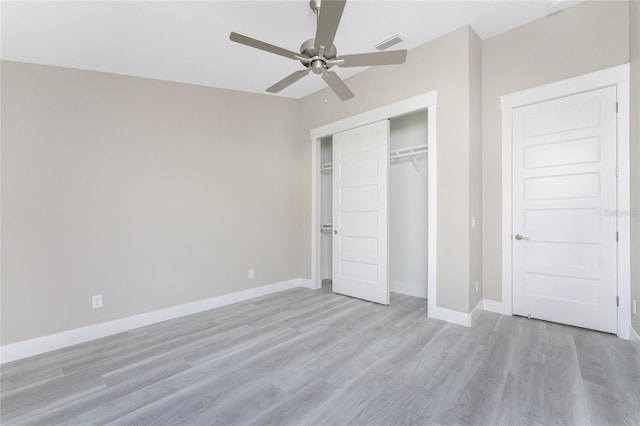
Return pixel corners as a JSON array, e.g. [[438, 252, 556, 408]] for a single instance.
[[515, 234, 530, 240]]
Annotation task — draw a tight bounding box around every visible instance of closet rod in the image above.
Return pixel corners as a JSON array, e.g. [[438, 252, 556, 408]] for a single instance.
[[389, 144, 428, 160], [390, 144, 428, 172], [320, 144, 428, 172]]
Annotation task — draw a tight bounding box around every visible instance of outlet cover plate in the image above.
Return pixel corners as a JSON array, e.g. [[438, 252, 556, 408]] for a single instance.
[[92, 294, 103, 309]]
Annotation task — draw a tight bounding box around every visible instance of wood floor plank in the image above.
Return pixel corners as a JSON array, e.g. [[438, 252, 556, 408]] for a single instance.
[[306, 319, 444, 425], [61, 362, 220, 425], [582, 380, 640, 426], [1, 284, 639, 426], [493, 319, 549, 425], [440, 332, 515, 426], [248, 380, 339, 426], [14, 360, 192, 425], [542, 331, 591, 425]]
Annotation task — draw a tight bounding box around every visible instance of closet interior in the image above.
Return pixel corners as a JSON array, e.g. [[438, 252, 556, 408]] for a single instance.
[[320, 109, 429, 301]]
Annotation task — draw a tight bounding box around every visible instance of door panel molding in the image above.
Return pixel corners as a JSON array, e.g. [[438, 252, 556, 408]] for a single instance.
[[332, 120, 390, 304], [512, 87, 618, 333], [499, 64, 631, 338]]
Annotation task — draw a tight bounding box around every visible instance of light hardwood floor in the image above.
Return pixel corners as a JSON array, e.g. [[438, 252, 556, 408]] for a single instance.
[[2, 282, 640, 425]]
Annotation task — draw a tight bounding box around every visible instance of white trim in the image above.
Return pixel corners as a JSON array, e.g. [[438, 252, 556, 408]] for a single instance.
[[390, 282, 427, 299], [616, 75, 631, 339], [500, 64, 631, 338], [500, 65, 630, 110], [310, 90, 439, 319], [483, 298, 512, 316], [0, 278, 311, 364], [429, 305, 473, 327], [470, 299, 484, 325], [297, 278, 315, 290], [429, 298, 482, 328], [500, 105, 514, 317], [309, 91, 438, 141], [311, 137, 322, 290], [427, 104, 438, 321], [630, 325, 640, 357]]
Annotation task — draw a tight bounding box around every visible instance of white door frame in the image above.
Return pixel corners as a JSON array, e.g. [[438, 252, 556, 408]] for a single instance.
[[310, 90, 438, 315], [500, 64, 631, 338]]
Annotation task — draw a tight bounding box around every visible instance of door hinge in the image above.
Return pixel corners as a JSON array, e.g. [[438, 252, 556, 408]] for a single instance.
[[616, 166, 619, 177], [616, 231, 619, 242], [617, 296, 619, 307], [616, 102, 619, 113]]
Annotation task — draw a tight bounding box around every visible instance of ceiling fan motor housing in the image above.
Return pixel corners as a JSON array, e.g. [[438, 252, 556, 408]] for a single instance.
[[300, 38, 337, 73]]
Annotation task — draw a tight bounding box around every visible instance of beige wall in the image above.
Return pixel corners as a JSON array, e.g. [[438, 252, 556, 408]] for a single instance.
[[481, 0, 630, 301], [630, 0, 640, 335], [299, 26, 476, 313], [1, 61, 305, 344], [469, 28, 483, 310]]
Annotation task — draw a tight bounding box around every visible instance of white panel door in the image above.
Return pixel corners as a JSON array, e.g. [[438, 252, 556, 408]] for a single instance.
[[332, 120, 389, 305], [512, 86, 618, 333]]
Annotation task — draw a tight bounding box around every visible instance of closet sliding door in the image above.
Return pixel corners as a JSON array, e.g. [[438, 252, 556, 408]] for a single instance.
[[332, 120, 390, 305]]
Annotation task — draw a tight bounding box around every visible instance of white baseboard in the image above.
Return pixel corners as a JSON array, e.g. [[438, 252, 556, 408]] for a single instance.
[[428, 298, 485, 328], [630, 325, 640, 356], [298, 278, 315, 289], [390, 282, 427, 299], [0, 278, 311, 364], [482, 298, 511, 315], [470, 299, 483, 325], [428, 306, 472, 327]]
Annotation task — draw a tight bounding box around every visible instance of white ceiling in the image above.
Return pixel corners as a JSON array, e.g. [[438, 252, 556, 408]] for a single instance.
[[1, 1, 580, 99]]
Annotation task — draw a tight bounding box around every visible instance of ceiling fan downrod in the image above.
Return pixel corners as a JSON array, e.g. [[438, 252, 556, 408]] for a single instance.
[[310, 0, 322, 15]]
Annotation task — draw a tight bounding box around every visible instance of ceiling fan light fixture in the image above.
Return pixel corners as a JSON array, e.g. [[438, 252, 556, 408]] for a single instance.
[[374, 34, 406, 51]]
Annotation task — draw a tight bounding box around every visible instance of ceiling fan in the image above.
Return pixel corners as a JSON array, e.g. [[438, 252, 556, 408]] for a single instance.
[[229, 0, 407, 101]]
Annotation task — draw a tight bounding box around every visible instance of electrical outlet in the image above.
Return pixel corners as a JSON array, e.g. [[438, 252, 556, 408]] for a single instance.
[[633, 299, 637, 315], [248, 269, 254, 279], [92, 294, 103, 309], [475, 281, 479, 293]]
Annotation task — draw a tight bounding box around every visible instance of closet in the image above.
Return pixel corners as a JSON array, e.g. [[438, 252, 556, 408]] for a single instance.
[[319, 109, 428, 304]]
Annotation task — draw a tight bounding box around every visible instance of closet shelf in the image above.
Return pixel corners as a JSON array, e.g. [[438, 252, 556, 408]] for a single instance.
[[320, 144, 428, 173], [390, 144, 428, 172]]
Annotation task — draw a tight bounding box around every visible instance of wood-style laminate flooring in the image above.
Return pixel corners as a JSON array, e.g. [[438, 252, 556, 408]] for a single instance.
[[2, 282, 640, 425]]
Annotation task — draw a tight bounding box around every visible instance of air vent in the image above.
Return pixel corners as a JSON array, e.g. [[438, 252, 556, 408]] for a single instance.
[[374, 34, 406, 51]]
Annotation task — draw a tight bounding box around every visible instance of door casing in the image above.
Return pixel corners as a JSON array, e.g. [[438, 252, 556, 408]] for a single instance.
[[500, 64, 631, 338]]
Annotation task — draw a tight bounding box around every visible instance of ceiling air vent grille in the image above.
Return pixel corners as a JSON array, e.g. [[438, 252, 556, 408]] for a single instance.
[[374, 34, 406, 51]]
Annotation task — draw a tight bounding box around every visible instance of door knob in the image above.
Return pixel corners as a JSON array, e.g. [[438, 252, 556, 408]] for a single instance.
[[515, 234, 530, 240]]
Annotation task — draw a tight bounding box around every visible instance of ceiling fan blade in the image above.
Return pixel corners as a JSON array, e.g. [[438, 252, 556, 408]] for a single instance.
[[336, 50, 408, 67], [314, 0, 347, 51], [266, 69, 311, 93], [230, 32, 299, 60], [322, 70, 354, 101]]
